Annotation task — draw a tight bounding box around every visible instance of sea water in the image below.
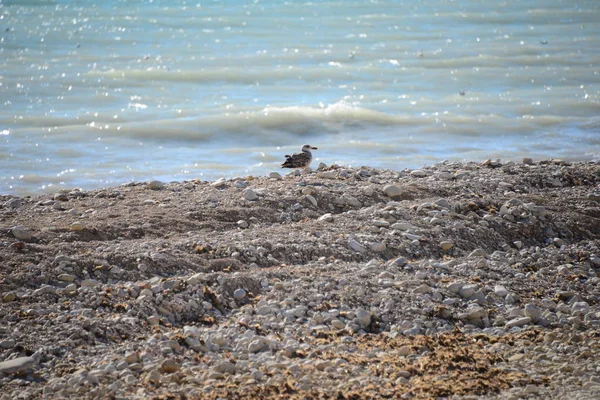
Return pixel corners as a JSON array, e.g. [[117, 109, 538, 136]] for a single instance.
[[1, 0, 599, 195]]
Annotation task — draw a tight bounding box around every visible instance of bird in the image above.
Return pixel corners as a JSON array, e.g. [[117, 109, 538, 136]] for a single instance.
[[281, 144, 318, 171]]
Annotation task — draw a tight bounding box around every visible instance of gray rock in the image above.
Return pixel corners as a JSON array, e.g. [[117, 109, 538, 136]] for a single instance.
[[572, 301, 590, 315], [4, 198, 24, 209], [391, 222, 413, 231], [505, 317, 532, 329], [440, 241, 453, 251], [318, 213, 333, 222], [248, 339, 265, 353], [348, 239, 366, 253], [233, 288, 247, 299], [0, 356, 37, 374], [370, 242, 386, 252], [305, 195, 318, 207], [11, 225, 32, 241], [434, 198, 451, 209], [213, 360, 236, 374], [468, 248, 487, 258], [494, 285, 509, 297], [459, 284, 478, 299], [243, 189, 259, 201], [447, 281, 464, 294], [383, 185, 402, 198], [316, 171, 337, 179], [372, 220, 390, 227], [410, 170, 429, 177], [237, 220, 249, 229], [413, 284, 432, 294], [147, 180, 164, 190], [355, 309, 371, 328], [588, 193, 600, 202], [524, 303, 542, 323]]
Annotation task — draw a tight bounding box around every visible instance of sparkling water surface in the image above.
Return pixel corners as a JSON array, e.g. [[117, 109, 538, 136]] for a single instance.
[[1, 0, 599, 195]]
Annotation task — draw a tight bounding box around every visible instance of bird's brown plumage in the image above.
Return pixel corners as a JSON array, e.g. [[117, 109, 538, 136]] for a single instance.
[[281, 144, 317, 169]]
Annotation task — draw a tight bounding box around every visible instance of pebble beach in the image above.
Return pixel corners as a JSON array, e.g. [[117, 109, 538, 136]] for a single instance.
[[1, 159, 600, 399]]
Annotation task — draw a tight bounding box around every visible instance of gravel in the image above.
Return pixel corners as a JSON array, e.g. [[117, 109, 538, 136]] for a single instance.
[[0, 159, 599, 399]]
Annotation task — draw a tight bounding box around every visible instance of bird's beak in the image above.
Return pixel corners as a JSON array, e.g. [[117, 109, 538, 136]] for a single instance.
[[312, 147, 318, 150]]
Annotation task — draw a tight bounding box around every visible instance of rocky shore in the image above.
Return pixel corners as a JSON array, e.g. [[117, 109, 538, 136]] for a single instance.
[[1, 159, 599, 399]]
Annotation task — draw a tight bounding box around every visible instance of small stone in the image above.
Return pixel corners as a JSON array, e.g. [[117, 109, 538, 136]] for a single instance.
[[370, 242, 386, 252], [505, 317, 532, 329], [522, 157, 534, 165], [4, 198, 24, 209], [390, 257, 407, 267], [588, 193, 600, 202], [348, 239, 366, 253], [125, 353, 138, 364], [318, 213, 334, 222], [315, 360, 332, 371], [465, 306, 488, 320], [147, 180, 164, 190], [331, 319, 345, 330], [243, 188, 259, 201], [459, 284, 478, 299], [391, 222, 413, 231], [248, 339, 265, 354], [233, 288, 247, 299], [0, 356, 37, 374], [214, 360, 236, 374], [11, 226, 32, 241], [269, 172, 282, 180], [413, 284, 432, 294], [524, 303, 542, 322], [342, 194, 361, 208], [355, 309, 371, 328], [305, 194, 318, 207], [0, 340, 16, 348], [440, 241, 453, 251], [447, 281, 464, 294], [316, 170, 337, 179], [160, 359, 180, 374], [572, 301, 590, 315], [237, 220, 249, 229], [58, 274, 76, 282], [397, 346, 411, 357], [81, 279, 100, 288], [403, 233, 421, 241], [373, 220, 390, 227], [383, 185, 402, 198], [2, 292, 16, 303], [434, 198, 451, 209], [70, 222, 86, 231], [494, 285, 509, 297], [410, 169, 429, 177], [147, 316, 160, 326], [468, 248, 486, 258]]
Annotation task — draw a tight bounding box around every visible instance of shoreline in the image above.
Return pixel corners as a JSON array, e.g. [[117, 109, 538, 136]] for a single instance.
[[1, 159, 599, 399]]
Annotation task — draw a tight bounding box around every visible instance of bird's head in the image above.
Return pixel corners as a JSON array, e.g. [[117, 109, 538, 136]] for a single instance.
[[302, 144, 318, 151]]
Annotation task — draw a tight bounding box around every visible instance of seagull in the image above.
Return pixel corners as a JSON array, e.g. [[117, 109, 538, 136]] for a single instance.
[[281, 144, 318, 171]]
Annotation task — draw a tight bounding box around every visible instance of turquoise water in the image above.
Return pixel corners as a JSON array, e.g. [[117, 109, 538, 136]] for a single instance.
[[1, 0, 599, 195]]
